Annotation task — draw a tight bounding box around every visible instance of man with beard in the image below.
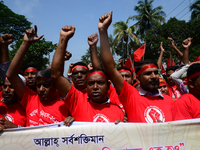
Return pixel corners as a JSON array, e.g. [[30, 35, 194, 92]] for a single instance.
[[99, 11, 174, 123], [0, 77, 26, 128], [0, 33, 14, 101], [0, 33, 26, 128]]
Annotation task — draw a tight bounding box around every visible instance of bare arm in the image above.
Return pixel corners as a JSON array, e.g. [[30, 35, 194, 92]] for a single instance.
[[47, 50, 71, 70], [6, 25, 44, 99], [0, 118, 18, 129], [99, 11, 124, 95], [51, 25, 75, 97], [182, 38, 192, 64], [0, 34, 14, 64], [88, 32, 101, 69], [168, 37, 183, 60], [157, 42, 165, 69]]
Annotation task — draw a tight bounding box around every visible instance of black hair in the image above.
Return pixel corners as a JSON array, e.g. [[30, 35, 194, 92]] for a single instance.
[[71, 62, 89, 71], [86, 68, 110, 89], [135, 59, 158, 74], [23, 63, 41, 72], [117, 66, 133, 76], [162, 74, 167, 81], [187, 63, 200, 82], [166, 66, 179, 73], [36, 68, 51, 79]]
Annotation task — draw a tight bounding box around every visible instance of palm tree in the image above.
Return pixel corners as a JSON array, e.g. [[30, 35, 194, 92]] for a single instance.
[[128, 0, 166, 39], [190, 0, 200, 21], [113, 19, 139, 62]]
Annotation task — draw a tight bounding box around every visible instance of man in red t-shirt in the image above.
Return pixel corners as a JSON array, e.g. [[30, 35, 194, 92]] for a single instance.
[[51, 25, 124, 123], [22, 63, 41, 92], [158, 77, 169, 96], [166, 66, 182, 100], [0, 78, 26, 128], [70, 62, 89, 93], [117, 66, 133, 85], [6, 25, 69, 127], [173, 63, 200, 120], [99, 11, 174, 123]]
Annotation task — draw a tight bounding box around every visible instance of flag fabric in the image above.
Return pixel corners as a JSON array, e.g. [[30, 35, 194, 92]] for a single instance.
[[172, 58, 175, 66], [167, 53, 171, 67], [133, 43, 146, 62], [161, 63, 166, 74], [193, 54, 200, 62], [124, 55, 134, 74]]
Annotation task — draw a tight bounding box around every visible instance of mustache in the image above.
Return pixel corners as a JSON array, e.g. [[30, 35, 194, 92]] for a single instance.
[[2, 98, 13, 104]]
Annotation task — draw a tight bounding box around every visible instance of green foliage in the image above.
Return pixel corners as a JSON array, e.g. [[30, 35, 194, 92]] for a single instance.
[[129, 0, 166, 40], [112, 20, 139, 62], [9, 38, 57, 74], [190, 0, 200, 21], [0, 1, 31, 41], [0, 1, 57, 74], [144, 17, 200, 64], [81, 46, 103, 68]]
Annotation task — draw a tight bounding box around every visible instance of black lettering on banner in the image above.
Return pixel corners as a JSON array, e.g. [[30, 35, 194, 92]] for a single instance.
[[61, 134, 105, 145], [33, 137, 60, 147], [33, 133, 105, 147]]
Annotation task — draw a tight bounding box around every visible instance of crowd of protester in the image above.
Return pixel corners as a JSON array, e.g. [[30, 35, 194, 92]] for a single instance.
[[0, 11, 200, 131]]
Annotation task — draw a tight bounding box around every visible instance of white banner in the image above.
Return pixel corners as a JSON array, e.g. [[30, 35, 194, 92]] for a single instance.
[[1, 119, 200, 150]]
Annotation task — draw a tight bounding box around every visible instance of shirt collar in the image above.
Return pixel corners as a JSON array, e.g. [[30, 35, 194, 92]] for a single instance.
[[87, 96, 110, 104], [138, 87, 164, 98]]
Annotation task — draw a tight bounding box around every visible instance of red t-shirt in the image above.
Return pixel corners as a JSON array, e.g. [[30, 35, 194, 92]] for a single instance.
[[119, 81, 174, 123], [20, 87, 69, 127], [64, 85, 124, 123], [0, 102, 6, 119], [168, 85, 182, 100], [173, 93, 200, 121], [1, 102, 26, 126], [0, 90, 3, 102], [108, 85, 125, 113]]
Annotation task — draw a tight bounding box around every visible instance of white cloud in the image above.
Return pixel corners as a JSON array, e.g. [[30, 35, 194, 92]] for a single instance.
[[11, 0, 40, 18]]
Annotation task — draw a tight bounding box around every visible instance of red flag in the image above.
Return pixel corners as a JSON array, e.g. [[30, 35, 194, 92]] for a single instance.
[[172, 58, 175, 66], [167, 53, 171, 67], [124, 55, 134, 73], [193, 54, 200, 62], [133, 43, 146, 62], [161, 63, 166, 74]]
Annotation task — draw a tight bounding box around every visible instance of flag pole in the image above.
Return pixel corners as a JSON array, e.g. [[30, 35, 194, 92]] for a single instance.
[[130, 55, 135, 74], [142, 42, 146, 61]]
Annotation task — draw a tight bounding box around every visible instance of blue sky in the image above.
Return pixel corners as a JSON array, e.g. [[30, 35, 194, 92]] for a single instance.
[[3, 0, 192, 76]]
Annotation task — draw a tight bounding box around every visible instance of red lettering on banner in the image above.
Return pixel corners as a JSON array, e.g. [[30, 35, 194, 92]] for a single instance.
[[102, 146, 111, 150], [179, 143, 184, 147], [101, 147, 143, 150], [165, 146, 174, 150], [174, 146, 180, 150], [149, 146, 163, 150], [101, 143, 185, 150]]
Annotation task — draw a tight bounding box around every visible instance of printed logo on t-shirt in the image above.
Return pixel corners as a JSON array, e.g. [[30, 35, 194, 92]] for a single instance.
[[93, 114, 110, 123], [144, 106, 165, 123], [30, 109, 38, 116], [3, 114, 14, 123], [29, 109, 59, 126]]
